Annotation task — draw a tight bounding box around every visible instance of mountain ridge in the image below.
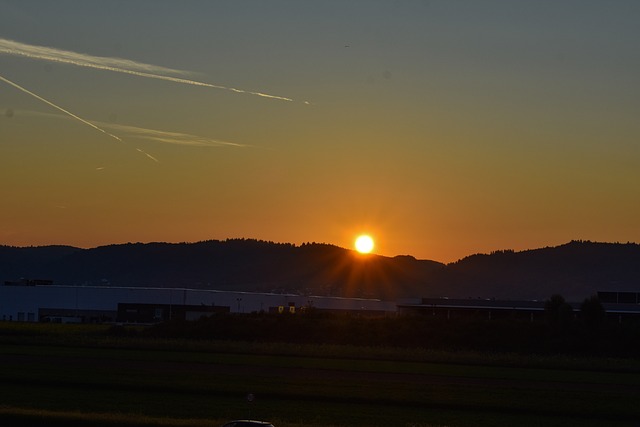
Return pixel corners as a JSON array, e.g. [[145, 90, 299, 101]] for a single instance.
[[1, 239, 638, 301]]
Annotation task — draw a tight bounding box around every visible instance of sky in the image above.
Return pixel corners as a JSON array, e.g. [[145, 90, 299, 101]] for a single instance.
[[1, 1, 639, 263]]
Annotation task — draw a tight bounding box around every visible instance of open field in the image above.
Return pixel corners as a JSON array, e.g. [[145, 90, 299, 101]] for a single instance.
[[1, 323, 640, 426]]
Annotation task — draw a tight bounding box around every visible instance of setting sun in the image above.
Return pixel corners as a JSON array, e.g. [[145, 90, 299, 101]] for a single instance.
[[354, 235, 375, 254]]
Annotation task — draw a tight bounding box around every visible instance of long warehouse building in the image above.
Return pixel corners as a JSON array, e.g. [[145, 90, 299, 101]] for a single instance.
[[0, 283, 397, 323]]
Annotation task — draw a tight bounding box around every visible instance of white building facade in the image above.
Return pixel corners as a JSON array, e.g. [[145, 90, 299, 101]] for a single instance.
[[0, 284, 397, 323]]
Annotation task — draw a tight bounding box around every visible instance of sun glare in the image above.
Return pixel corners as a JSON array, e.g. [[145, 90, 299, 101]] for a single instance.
[[355, 235, 374, 254]]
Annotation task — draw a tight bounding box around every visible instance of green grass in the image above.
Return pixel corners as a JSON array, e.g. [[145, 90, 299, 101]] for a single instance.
[[1, 323, 640, 426]]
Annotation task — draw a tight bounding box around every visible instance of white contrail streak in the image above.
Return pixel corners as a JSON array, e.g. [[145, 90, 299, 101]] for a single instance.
[[0, 38, 187, 76], [103, 122, 247, 148], [0, 77, 160, 163], [0, 73, 122, 142], [136, 148, 159, 163], [9, 109, 245, 150], [0, 37, 293, 102], [110, 68, 293, 101]]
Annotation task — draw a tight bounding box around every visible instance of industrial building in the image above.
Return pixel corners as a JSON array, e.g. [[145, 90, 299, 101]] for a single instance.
[[398, 295, 640, 322], [397, 297, 550, 321], [0, 282, 397, 323], [2, 281, 638, 324]]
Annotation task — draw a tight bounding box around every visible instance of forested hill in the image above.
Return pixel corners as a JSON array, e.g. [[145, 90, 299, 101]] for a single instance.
[[0, 240, 444, 300], [1, 240, 639, 301]]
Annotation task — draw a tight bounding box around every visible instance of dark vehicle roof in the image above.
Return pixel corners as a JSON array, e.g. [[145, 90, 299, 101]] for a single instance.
[[222, 421, 274, 427]]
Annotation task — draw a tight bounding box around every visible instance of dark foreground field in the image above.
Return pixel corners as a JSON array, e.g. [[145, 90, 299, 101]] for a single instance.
[[1, 322, 639, 427]]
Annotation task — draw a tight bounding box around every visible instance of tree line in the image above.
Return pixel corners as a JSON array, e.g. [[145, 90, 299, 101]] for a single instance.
[[109, 294, 640, 358]]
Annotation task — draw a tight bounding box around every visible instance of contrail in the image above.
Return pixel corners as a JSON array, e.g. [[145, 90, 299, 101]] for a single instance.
[[109, 68, 293, 101], [0, 38, 187, 76], [0, 74, 160, 163], [0, 37, 293, 102], [9, 109, 246, 149], [103, 122, 247, 148], [0, 73, 122, 142], [136, 148, 160, 163]]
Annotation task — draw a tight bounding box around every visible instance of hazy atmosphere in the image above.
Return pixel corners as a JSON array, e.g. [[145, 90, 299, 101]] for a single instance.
[[1, 1, 639, 263]]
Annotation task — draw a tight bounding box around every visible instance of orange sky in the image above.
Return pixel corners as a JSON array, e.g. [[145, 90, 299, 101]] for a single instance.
[[1, 2, 639, 263]]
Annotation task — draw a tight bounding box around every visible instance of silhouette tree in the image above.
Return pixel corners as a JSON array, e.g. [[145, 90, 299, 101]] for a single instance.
[[580, 295, 605, 331], [544, 294, 574, 327]]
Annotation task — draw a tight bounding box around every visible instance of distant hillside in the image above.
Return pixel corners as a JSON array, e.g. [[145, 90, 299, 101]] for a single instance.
[[0, 240, 444, 300], [1, 240, 639, 301], [432, 241, 640, 301]]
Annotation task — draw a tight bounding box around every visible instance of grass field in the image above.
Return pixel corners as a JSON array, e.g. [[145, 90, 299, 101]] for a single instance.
[[1, 322, 639, 426]]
